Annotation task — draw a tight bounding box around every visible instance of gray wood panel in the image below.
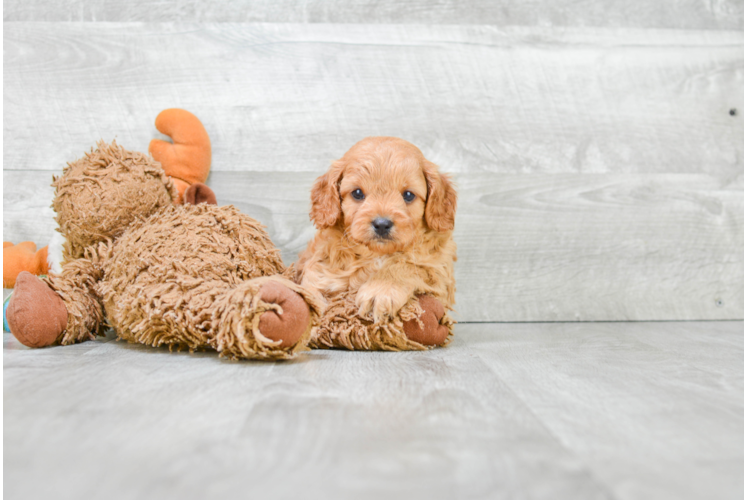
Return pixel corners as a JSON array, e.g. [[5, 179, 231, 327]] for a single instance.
[[3, 170, 59, 247], [3, 0, 743, 30], [4, 320, 743, 500], [743, 62, 748, 320], [4, 23, 743, 177], [5, 169, 742, 321]]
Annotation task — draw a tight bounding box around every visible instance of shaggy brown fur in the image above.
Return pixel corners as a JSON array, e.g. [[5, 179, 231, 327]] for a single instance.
[[53, 140, 177, 262], [311, 292, 454, 351], [97, 204, 319, 360], [10, 141, 322, 360], [297, 137, 458, 350], [42, 245, 108, 344]]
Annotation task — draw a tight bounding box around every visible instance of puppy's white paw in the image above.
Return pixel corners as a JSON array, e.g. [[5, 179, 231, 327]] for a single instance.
[[356, 282, 410, 321]]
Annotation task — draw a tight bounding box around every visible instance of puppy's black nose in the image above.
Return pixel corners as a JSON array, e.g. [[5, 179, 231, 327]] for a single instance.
[[372, 217, 394, 237]]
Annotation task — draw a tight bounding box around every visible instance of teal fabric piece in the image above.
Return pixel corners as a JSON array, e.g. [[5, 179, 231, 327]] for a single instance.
[[3, 293, 13, 333]]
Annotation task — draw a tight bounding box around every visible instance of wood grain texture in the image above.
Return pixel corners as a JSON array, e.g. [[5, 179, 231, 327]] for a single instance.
[[3, 171, 59, 249], [3, 321, 743, 500], [742, 61, 748, 320], [4, 169, 742, 321], [4, 23, 743, 177], [469, 321, 744, 500], [3, 0, 743, 30]]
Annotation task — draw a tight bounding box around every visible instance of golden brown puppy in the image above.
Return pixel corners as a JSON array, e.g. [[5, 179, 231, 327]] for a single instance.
[[296, 137, 457, 324]]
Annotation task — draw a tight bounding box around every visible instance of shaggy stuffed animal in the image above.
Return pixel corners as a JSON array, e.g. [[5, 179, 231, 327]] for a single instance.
[[3, 108, 212, 287], [6, 140, 322, 360]]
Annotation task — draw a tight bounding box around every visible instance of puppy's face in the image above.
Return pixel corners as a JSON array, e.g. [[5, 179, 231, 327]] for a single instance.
[[310, 137, 456, 254], [338, 150, 427, 253]]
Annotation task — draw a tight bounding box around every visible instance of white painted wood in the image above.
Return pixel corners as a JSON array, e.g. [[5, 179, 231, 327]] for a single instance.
[[3, 171, 58, 248], [3, 24, 743, 177], [3, 321, 743, 500], [3, 22, 743, 321], [4, 169, 742, 321], [736, 60, 748, 322], [3, 0, 743, 30]]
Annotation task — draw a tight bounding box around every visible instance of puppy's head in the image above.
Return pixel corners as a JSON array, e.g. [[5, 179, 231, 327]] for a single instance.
[[310, 137, 456, 254]]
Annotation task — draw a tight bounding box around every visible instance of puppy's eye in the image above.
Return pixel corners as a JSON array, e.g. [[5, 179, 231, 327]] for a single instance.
[[403, 191, 416, 203], [351, 188, 365, 201]]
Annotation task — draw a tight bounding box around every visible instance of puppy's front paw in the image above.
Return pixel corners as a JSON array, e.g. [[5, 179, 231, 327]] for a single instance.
[[355, 282, 410, 321]]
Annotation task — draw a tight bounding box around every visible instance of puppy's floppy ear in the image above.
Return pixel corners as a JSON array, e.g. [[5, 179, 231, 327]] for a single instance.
[[422, 160, 457, 232], [310, 159, 346, 229]]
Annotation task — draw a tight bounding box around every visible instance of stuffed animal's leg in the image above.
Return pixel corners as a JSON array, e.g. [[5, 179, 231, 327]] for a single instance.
[[311, 293, 453, 351], [210, 276, 323, 360], [104, 275, 323, 360], [6, 249, 105, 348], [44, 252, 106, 345], [402, 295, 451, 346], [6, 272, 68, 347]]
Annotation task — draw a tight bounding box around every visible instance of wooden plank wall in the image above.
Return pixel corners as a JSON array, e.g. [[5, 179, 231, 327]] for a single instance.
[[743, 61, 748, 320], [4, 0, 743, 29], [3, 4, 743, 322]]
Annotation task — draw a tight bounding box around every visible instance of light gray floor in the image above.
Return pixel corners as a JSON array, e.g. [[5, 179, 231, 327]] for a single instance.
[[4, 319, 742, 500]]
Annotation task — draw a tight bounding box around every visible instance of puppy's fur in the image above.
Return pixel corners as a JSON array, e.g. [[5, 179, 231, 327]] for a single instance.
[[296, 137, 457, 320]]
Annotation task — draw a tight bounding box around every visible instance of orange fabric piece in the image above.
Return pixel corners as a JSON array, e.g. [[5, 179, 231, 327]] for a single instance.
[[3, 242, 49, 288], [148, 109, 211, 204]]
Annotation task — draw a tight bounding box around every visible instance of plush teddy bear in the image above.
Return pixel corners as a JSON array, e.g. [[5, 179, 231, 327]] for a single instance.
[[3, 109, 212, 288], [5, 138, 322, 360]]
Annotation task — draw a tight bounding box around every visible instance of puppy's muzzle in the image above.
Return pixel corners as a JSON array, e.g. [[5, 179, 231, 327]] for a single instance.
[[372, 217, 394, 238]]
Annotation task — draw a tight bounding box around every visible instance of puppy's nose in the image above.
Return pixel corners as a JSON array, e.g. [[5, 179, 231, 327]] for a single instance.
[[372, 217, 394, 237]]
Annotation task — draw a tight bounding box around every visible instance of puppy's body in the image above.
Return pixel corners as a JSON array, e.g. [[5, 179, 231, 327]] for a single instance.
[[297, 137, 457, 321], [297, 223, 456, 319]]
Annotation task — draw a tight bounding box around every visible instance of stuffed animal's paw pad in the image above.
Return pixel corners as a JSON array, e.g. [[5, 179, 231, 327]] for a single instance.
[[402, 295, 449, 346]]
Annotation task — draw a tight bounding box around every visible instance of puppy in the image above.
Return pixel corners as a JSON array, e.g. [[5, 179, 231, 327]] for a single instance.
[[296, 137, 457, 323]]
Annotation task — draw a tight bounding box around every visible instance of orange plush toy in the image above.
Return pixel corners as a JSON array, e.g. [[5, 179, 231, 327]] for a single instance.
[[3, 243, 49, 288], [149, 108, 212, 204], [3, 108, 212, 288]]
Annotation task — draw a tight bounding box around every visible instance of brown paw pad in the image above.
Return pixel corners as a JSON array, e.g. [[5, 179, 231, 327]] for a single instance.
[[257, 282, 311, 348], [403, 295, 449, 346], [6, 272, 68, 348]]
